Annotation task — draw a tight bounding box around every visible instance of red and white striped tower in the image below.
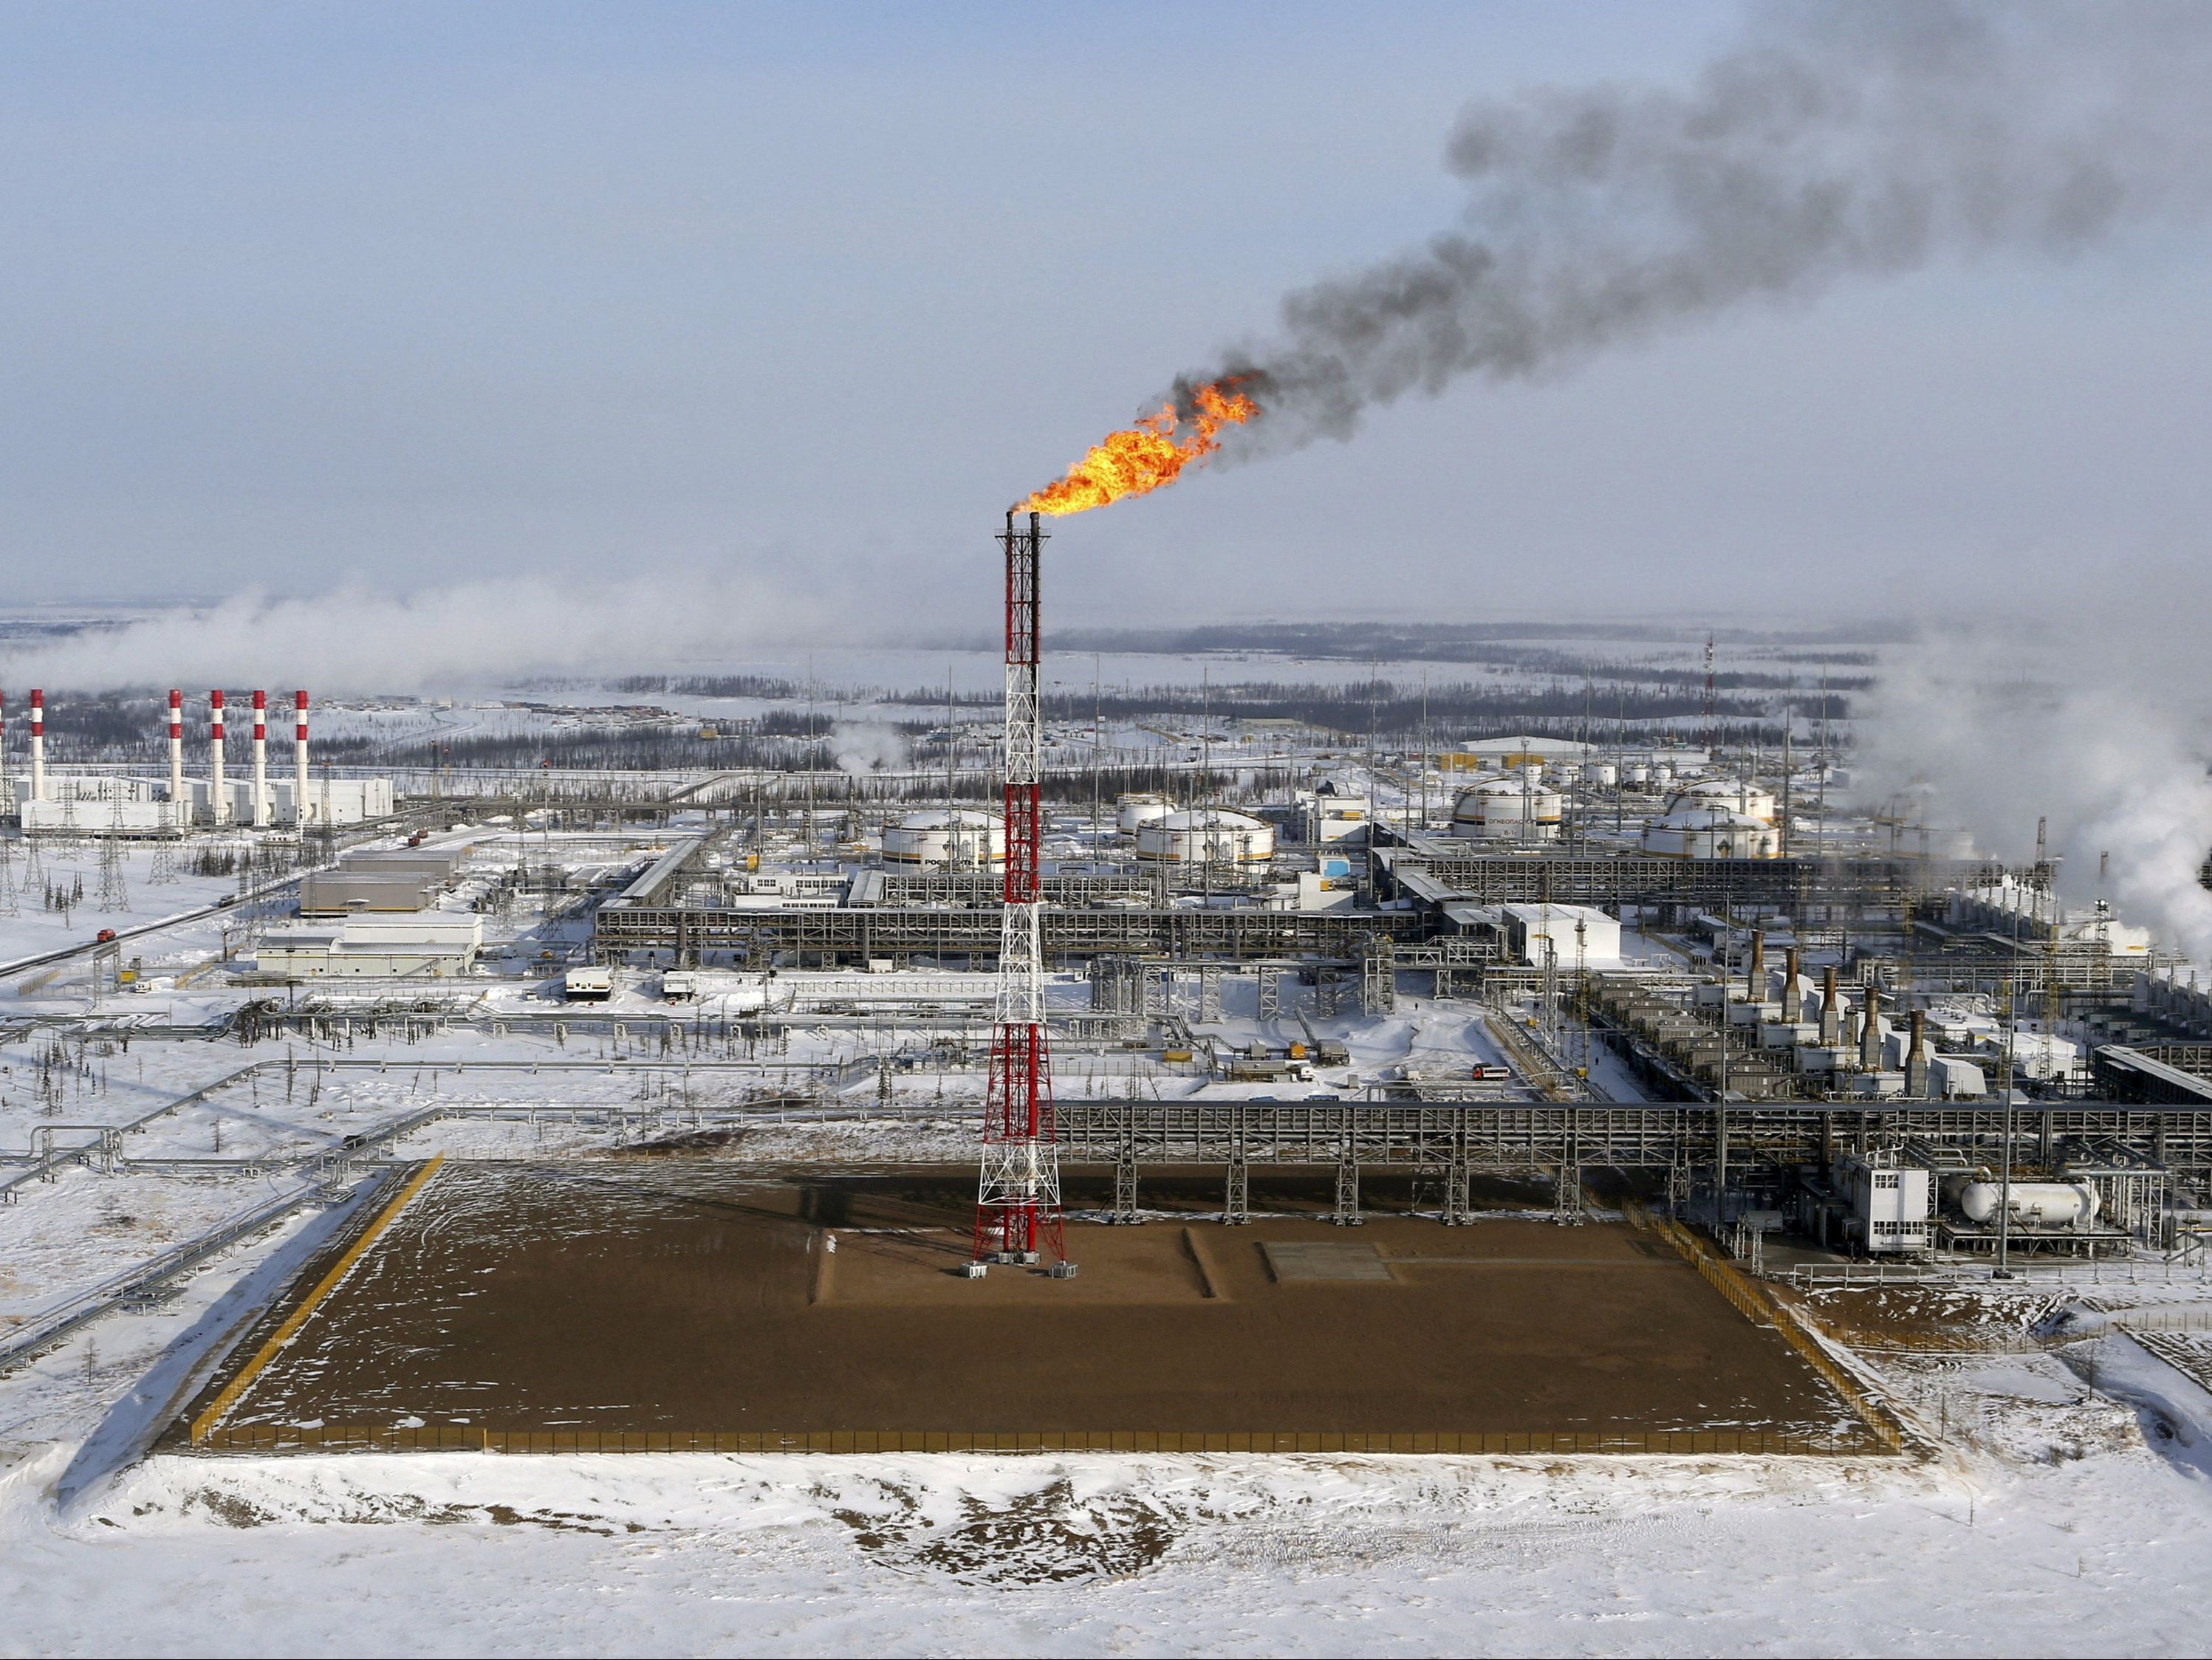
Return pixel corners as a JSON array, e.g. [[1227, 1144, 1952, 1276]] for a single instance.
[[166, 691, 185, 805], [208, 690, 227, 825], [973, 510, 1068, 1269], [250, 690, 268, 827], [293, 690, 309, 826], [28, 689, 44, 803]]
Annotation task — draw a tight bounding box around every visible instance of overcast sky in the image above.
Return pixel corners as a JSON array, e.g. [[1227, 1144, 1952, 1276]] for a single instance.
[[3, 1, 2209, 637]]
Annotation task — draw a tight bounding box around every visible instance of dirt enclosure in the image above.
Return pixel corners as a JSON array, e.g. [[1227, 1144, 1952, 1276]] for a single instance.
[[186, 1162, 1863, 1444]]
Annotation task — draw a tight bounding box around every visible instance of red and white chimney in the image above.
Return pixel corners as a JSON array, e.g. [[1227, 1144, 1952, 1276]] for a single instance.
[[167, 690, 184, 809], [293, 690, 309, 826], [209, 690, 227, 826], [29, 689, 44, 803], [251, 690, 268, 827]]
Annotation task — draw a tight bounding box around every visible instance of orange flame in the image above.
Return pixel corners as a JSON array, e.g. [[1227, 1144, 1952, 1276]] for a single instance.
[[1015, 380, 1259, 516]]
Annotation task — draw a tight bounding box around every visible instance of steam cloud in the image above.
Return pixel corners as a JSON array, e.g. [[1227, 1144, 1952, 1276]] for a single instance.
[[1853, 585, 2212, 968], [831, 721, 909, 777], [1177, 1, 2212, 452], [0, 575, 840, 696]]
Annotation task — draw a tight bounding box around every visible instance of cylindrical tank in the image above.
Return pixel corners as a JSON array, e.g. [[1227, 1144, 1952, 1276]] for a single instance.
[[1114, 792, 1175, 834], [1650, 763, 1674, 787], [881, 809, 1004, 868], [1448, 776, 1564, 842], [1135, 809, 1274, 864], [1622, 763, 1651, 787], [1639, 806, 1781, 860], [1580, 760, 1618, 789], [1955, 1180, 2099, 1229], [1673, 778, 1778, 825]]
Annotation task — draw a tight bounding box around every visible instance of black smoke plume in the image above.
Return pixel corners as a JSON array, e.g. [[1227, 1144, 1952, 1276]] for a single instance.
[[1172, 1, 2212, 452]]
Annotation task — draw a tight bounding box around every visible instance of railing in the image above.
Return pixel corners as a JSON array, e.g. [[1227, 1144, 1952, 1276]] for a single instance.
[[191, 1424, 1878, 1457], [1773, 1256, 2212, 1290], [1629, 1204, 1911, 1456]]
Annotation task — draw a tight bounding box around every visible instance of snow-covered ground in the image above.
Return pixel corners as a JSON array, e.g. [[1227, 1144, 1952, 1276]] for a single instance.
[[8, 873, 2212, 1651], [7, 1309, 2212, 1655], [4, 1028, 2211, 1656]]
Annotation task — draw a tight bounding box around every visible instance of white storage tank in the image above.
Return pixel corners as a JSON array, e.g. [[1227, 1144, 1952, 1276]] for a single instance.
[[1114, 792, 1176, 834], [881, 809, 1004, 868], [1448, 775, 1563, 842], [1955, 1180, 2099, 1230], [1135, 809, 1275, 865], [1580, 760, 1618, 789], [1669, 778, 1778, 825], [1640, 804, 1781, 860]]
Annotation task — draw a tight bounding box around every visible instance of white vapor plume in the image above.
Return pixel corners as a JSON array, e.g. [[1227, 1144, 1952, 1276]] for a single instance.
[[1855, 586, 2212, 966], [0, 575, 841, 695], [1177, 1, 2212, 455], [831, 721, 908, 777]]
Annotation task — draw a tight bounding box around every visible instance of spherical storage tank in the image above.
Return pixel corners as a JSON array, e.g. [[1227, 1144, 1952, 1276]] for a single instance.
[[1449, 775, 1563, 842], [882, 809, 1004, 868], [1135, 809, 1275, 864], [1114, 792, 1176, 834]]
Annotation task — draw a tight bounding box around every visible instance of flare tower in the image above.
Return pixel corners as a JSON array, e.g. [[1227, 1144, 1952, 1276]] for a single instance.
[[973, 510, 1067, 1267]]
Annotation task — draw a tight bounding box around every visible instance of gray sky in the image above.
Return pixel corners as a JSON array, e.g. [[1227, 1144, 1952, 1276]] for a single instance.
[[3, 1, 2209, 636]]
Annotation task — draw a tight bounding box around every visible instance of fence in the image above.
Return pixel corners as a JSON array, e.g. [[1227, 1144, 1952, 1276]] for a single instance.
[[191, 1424, 1877, 1457], [1773, 1257, 2212, 1291], [1629, 1204, 1911, 1456]]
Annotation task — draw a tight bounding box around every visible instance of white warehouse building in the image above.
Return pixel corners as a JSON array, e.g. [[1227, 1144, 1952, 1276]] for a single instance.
[[253, 915, 483, 978], [1502, 903, 1623, 968]]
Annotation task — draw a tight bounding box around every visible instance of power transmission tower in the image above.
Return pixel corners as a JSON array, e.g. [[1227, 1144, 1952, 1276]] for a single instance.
[[0, 838, 16, 917], [95, 800, 129, 910]]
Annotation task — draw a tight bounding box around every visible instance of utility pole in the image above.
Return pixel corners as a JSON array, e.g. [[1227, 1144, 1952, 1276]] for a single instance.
[[1703, 634, 1717, 755], [1995, 973, 2016, 1280], [1780, 696, 1793, 860]]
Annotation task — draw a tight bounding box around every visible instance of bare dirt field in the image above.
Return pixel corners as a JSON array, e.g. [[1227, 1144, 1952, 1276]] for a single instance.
[[183, 1162, 1861, 1441]]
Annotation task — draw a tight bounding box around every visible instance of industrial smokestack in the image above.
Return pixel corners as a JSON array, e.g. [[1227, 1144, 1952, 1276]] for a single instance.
[[251, 690, 267, 829], [209, 690, 226, 826], [294, 690, 309, 828], [1781, 946, 1802, 1022], [1820, 964, 1842, 1046], [29, 689, 44, 803], [1859, 988, 1884, 1071], [1906, 1009, 1931, 1097], [167, 690, 184, 809], [1747, 928, 1766, 1000]]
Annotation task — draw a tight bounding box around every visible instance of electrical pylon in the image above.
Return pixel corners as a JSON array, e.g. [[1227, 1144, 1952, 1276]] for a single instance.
[[972, 510, 1069, 1271]]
